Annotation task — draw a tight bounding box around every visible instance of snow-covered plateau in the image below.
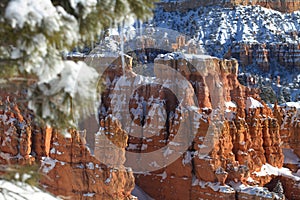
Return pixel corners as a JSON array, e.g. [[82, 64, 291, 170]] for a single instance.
[[153, 5, 300, 56]]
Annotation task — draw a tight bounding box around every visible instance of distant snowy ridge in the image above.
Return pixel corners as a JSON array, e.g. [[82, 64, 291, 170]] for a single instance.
[[153, 5, 300, 57], [157, 0, 300, 13]]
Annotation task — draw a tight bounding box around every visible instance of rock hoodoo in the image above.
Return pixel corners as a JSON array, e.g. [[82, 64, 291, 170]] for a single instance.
[[1, 51, 300, 199], [0, 90, 135, 200], [98, 52, 299, 200]]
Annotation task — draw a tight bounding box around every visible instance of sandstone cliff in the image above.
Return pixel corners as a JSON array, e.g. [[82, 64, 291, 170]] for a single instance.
[[231, 43, 300, 72], [97, 52, 300, 200], [0, 91, 135, 200], [1, 51, 300, 199]]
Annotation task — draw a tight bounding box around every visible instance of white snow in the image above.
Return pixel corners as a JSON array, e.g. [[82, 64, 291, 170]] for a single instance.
[[280, 101, 300, 110], [21, 174, 32, 182], [50, 148, 56, 154], [246, 97, 263, 109], [225, 110, 236, 121], [154, 5, 300, 57], [231, 182, 273, 198], [83, 192, 95, 197], [127, 143, 139, 150], [104, 177, 111, 184], [42, 61, 98, 99], [182, 151, 192, 165], [5, 0, 78, 44], [5, 0, 57, 29], [0, 179, 60, 200], [246, 176, 256, 183], [225, 101, 237, 108], [141, 144, 148, 151], [3, 0, 101, 130], [198, 180, 235, 194], [254, 163, 300, 181], [198, 144, 207, 149], [163, 147, 174, 157], [41, 157, 57, 174], [86, 162, 94, 170], [225, 101, 237, 120], [157, 171, 167, 180], [28, 60, 99, 126]]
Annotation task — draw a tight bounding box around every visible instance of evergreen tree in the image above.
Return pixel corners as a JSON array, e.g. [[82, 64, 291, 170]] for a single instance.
[[273, 180, 285, 199], [0, 0, 157, 129]]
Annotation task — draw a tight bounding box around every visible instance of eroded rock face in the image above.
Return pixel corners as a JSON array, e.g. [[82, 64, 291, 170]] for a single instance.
[[271, 103, 300, 200], [39, 128, 135, 200], [2, 51, 299, 200], [276, 105, 300, 157], [0, 94, 35, 165], [98, 53, 293, 199], [158, 0, 300, 13], [231, 43, 300, 72], [0, 95, 135, 200]]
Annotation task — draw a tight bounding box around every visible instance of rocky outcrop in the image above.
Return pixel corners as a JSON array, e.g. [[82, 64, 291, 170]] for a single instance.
[[153, 2, 300, 76], [0, 91, 36, 166], [0, 93, 135, 200], [273, 102, 300, 156], [230, 43, 300, 72], [158, 0, 300, 13], [97, 52, 293, 199], [278, 176, 300, 200], [272, 102, 300, 200], [39, 128, 135, 200], [2, 51, 299, 199]]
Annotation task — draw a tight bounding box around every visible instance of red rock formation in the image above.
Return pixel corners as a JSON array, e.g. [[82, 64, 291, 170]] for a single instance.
[[273, 103, 300, 155], [279, 176, 300, 200], [157, 0, 300, 13], [0, 96, 34, 165], [0, 94, 135, 200], [273, 101, 300, 198], [2, 51, 299, 199], [98, 53, 289, 199], [231, 43, 300, 71], [39, 128, 135, 200]]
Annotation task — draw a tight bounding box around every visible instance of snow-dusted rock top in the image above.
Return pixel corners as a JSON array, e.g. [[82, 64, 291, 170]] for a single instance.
[[246, 97, 264, 109]]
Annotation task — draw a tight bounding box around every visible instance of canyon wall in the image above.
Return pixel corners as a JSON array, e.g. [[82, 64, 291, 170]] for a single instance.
[[0, 90, 135, 200], [158, 0, 300, 13], [98, 53, 300, 199], [1, 51, 300, 199], [230, 43, 300, 72]]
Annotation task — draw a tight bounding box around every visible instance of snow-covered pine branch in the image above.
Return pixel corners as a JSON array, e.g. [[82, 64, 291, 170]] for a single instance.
[[0, 0, 156, 129]]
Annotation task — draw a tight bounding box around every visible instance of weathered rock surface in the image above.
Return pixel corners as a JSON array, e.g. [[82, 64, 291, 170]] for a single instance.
[[0, 93, 135, 200], [158, 0, 300, 13], [230, 43, 300, 72], [98, 52, 297, 199], [277, 106, 300, 157], [1, 52, 300, 200]]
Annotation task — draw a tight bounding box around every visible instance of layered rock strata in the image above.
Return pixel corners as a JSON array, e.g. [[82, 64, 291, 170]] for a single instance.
[[231, 43, 300, 72], [0, 92, 135, 200], [98, 52, 298, 199]]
